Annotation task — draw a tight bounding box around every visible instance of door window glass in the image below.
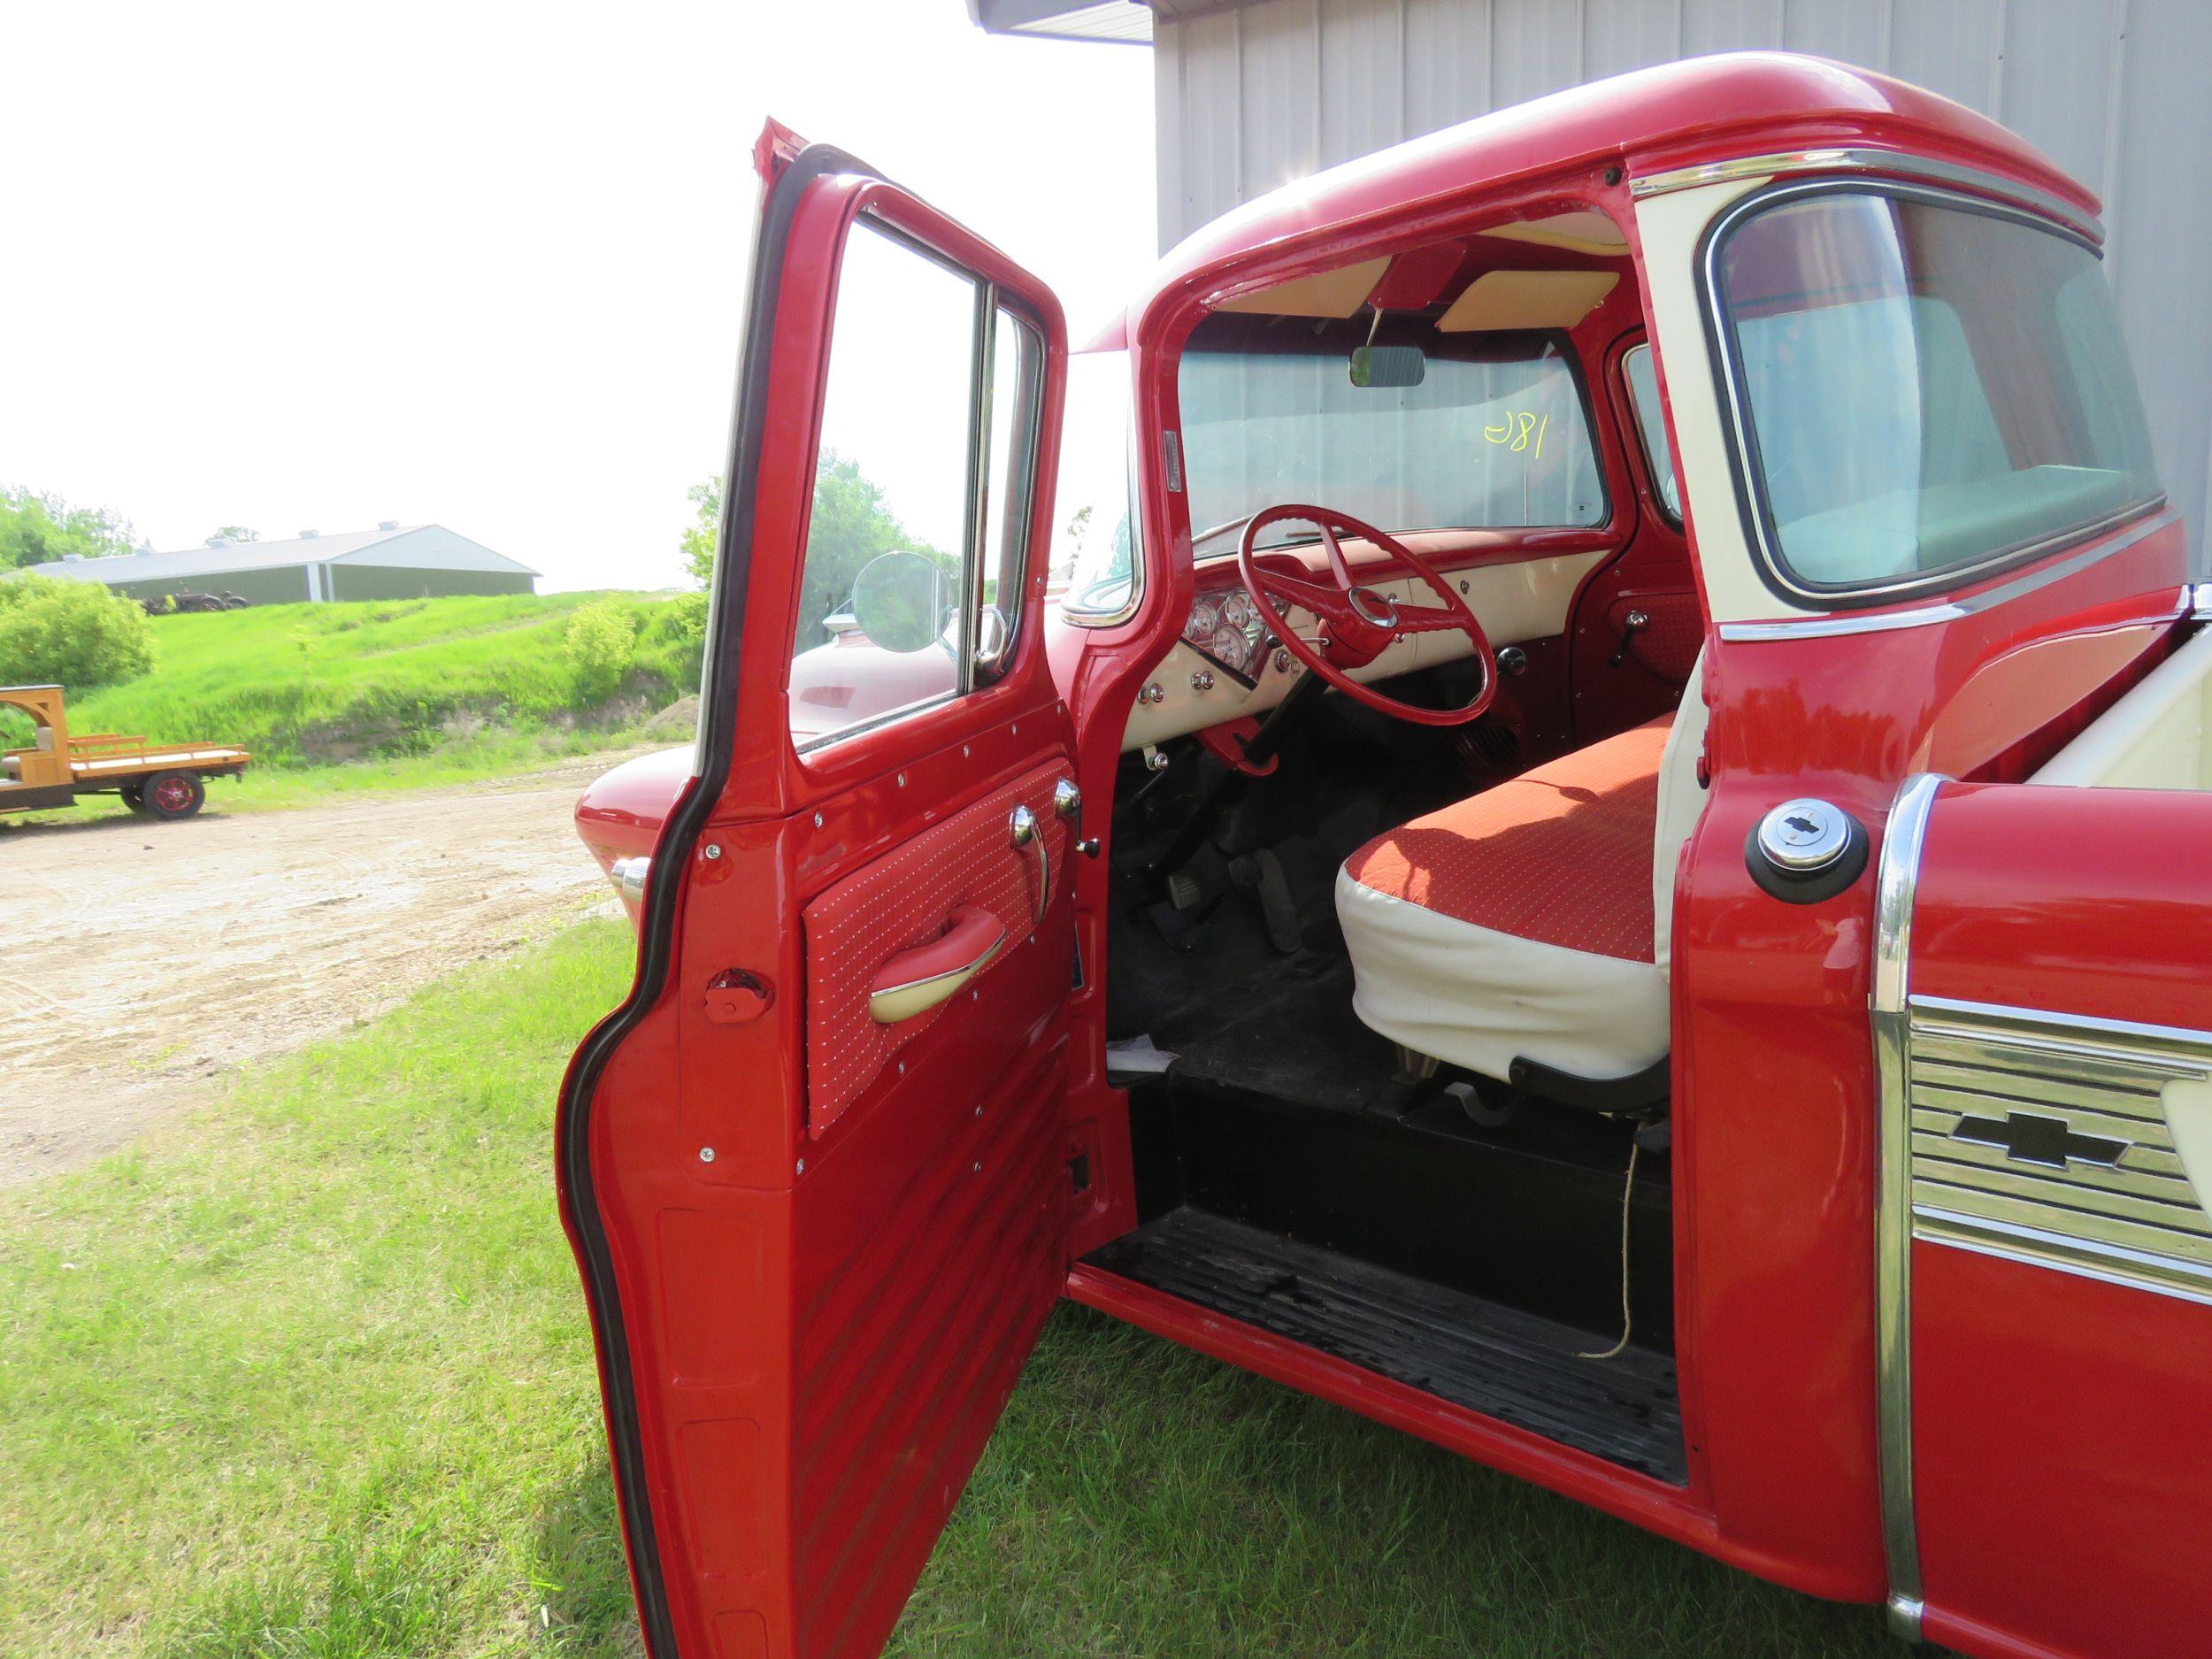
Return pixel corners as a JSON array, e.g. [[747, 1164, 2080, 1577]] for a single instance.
[[1713, 188, 2162, 599], [786, 219, 979, 749], [976, 307, 1042, 679], [1622, 344, 1682, 523]]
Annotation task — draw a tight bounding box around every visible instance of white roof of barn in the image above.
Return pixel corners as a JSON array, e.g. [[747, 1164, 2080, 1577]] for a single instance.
[[14, 524, 537, 586]]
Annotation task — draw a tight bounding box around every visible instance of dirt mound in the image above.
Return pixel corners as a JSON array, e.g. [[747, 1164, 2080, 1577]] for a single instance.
[[642, 695, 699, 734]]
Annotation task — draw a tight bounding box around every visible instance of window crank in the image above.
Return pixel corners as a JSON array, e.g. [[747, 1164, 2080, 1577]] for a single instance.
[[1609, 609, 1650, 669], [1055, 778, 1101, 858]]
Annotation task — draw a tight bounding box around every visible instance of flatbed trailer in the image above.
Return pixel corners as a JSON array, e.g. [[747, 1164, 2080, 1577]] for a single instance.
[[0, 684, 249, 820]]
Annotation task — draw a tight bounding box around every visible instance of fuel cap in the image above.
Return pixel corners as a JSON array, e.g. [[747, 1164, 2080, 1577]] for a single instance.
[[1746, 797, 1869, 902], [1757, 799, 1850, 872]]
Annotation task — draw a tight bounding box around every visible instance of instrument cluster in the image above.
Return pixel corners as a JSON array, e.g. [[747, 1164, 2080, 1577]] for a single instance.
[[1181, 585, 1271, 683]]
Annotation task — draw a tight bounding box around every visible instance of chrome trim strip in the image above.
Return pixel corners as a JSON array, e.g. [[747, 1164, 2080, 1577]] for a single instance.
[[1871, 772, 1945, 1644], [1717, 509, 2181, 641], [1915, 1208, 2212, 1309], [1630, 147, 2103, 243], [1910, 992, 2212, 1064]]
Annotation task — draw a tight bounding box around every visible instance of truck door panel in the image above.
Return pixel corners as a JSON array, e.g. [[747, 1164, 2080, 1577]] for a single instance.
[[1878, 779, 2212, 1659], [558, 128, 1075, 1659]]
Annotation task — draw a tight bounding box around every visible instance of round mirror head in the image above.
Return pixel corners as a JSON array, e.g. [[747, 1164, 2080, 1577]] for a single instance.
[[849, 550, 948, 654]]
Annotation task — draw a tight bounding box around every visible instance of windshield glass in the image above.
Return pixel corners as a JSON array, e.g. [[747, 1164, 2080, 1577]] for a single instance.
[[1176, 325, 1605, 550], [1715, 188, 2162, 598], [1056, 349, 1141, 623]]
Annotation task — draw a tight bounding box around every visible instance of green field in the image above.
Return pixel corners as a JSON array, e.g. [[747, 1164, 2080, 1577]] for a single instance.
[[73, 592, 698, 764], [2, 592, 699, 819], [0, 919, 1903, 1658]]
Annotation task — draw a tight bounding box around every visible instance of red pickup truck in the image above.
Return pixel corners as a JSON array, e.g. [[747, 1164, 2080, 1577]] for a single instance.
[[567, 53, 2210, 1659]]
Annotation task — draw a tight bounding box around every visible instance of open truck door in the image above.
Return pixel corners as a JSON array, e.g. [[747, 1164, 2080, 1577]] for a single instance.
[[558, 126, 1076, 1659], [1873, 764, 2212, 1659]]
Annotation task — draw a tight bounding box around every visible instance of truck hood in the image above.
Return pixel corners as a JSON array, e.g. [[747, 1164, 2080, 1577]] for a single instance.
[[576, 744, 694, 920]]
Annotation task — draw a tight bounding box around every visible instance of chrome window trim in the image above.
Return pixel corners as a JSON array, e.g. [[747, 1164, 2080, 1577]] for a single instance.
[[793, 689, 962, 757], [1700, 178, 2161, 614], [1715, 507, 2181, 641], [1871, 771, 1945, 1644], [1631, 147, 2103, 244]]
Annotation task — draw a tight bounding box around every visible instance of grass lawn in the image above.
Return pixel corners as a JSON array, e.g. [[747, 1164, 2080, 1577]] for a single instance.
[[62, 592, 698, 767], [0, 920, 1900, 1658]]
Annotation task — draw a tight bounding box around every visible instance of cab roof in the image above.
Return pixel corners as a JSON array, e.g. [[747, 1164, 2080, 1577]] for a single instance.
[[1130, 51, 2095, 326]]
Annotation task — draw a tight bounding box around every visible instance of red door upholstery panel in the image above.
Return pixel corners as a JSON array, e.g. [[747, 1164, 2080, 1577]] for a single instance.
[[802, 760, 1071, 1135]]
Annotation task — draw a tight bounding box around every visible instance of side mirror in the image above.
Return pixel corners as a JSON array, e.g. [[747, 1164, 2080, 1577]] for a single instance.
[[1349, 344, 1425, 388], [849, 550, 949, 654]]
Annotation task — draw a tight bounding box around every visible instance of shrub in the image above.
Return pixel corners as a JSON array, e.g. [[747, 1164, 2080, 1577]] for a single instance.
[[0, 574, 156, 689], [563, 598, 637, 705]]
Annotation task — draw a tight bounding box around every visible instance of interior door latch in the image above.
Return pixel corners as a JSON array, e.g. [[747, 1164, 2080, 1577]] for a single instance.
[[704, 968, 773, 1025]]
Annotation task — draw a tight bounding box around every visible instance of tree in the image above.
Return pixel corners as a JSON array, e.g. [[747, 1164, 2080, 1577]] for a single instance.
[[564, 597, 638, 704], [0, 575, 157, 689], [208, 525, 260, 544], [680, 478, 719, 588], [792, 451, 949, 649], [0, 488, 134, 573], [678, 453, 945, 651]]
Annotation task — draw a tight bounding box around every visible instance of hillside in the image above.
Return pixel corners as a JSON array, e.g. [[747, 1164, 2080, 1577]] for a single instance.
[[8, 591, 699, 784]]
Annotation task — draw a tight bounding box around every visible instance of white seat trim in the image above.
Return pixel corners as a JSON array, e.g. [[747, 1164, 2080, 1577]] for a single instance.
[[1651, 649, 1710, 978], [1336, 870, 1671, 1083]]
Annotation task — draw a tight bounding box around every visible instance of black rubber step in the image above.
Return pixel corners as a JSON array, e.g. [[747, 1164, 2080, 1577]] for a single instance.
[[1084, 1207, 1686, 1485]]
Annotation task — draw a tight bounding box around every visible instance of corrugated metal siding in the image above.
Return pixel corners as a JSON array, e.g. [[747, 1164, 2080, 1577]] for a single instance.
[[1154, 0, 2212, 564]]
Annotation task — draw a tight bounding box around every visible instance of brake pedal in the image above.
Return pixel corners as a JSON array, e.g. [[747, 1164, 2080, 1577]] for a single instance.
[[1231, 848, 1301, 954]]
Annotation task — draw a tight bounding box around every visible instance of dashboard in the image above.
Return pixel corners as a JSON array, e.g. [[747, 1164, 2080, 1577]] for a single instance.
[[1121, 542, 1613, 752], [1179, 586, 1271, 684]]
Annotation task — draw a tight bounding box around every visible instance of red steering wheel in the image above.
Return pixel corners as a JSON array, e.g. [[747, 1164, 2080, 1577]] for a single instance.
[[1236, 503, 1498, 727]]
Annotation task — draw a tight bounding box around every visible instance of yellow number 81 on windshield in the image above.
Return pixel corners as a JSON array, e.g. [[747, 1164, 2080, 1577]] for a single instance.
[[1482, 410, 1548, 457]]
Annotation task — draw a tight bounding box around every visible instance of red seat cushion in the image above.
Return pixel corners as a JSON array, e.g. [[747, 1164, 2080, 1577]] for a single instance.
[[1342, 718, 1671, 963]]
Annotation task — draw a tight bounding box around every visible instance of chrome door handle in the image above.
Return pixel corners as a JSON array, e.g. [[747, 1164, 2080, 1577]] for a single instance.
[[1010, 804, 1048, 923]]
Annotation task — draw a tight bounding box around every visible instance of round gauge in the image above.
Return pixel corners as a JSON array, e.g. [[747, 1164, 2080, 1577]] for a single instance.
[[1206, 624, 1250, 669], [1187, 597, 1220, 640], [1220, 591, 1256, 630]]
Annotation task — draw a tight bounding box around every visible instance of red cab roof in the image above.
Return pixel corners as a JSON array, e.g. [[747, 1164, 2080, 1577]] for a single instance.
[[1132, 51, 2095, 323]]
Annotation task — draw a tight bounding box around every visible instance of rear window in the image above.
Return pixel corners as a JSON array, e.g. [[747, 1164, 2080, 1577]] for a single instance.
[[1711, 186, 2162, 603], [1177, 327, 1606, 549]]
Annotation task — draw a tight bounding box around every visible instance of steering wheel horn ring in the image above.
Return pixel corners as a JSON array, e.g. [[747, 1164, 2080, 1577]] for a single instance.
[[1235, 503, 1500, 729], [1345, 585, 1400, 630]]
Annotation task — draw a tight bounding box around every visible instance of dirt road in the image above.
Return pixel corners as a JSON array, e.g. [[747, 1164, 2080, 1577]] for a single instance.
[[0, 753, 653, 1188]]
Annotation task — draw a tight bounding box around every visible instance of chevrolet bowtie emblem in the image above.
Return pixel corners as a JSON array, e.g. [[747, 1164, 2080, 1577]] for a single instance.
[[1952, 1110, 2130, 1171]]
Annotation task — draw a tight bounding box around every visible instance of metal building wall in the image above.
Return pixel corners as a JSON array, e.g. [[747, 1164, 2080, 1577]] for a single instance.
[[1153, 0, 2212, 561]]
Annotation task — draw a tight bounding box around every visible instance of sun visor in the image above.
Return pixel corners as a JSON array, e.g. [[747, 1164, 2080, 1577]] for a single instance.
[[1437, 270, 1620, 332], [1217, 257, 1390, 319], [1479, 210, 1629, 257]]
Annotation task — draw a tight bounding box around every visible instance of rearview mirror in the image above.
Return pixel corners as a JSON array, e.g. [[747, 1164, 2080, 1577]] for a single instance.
[[1349, 344, 1425, 388], [849, 550, 949, 654]]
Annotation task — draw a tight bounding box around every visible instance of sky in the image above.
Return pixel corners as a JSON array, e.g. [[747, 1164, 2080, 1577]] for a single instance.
[[0, 1, 1157, 592]]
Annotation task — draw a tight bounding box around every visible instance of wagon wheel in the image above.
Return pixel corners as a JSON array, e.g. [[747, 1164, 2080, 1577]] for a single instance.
[[140, 771, 206, 821], [119, 782, 150, 814]]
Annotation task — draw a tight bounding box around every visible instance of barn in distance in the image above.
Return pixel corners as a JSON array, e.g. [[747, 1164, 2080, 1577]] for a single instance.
[[19, 523, 537, 608]]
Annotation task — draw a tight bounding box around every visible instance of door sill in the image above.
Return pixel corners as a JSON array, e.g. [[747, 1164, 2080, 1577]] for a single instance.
[[1077, 1207, 1686, 1485]]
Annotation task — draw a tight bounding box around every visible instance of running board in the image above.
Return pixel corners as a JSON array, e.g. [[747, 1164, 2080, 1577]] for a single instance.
[[1081, 1207, 1686, 1484]]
